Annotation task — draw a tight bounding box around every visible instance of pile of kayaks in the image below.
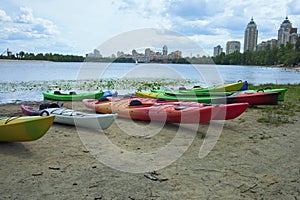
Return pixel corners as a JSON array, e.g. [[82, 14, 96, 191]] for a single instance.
[[1, 81, 287, 142], [136, 82, 287, 105], [82, 97, 249, 123]]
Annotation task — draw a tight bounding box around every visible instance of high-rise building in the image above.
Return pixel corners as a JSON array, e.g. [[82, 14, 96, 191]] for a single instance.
[[226, 41, 240, 55], [163, 45, 168, 56], [145, 48, 151, 57], [277, 16, 298, 46], [213, 45, 223, 56], [244, 17, 258, 52]]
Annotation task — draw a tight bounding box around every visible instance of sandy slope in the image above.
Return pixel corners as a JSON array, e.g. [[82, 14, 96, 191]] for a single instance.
[[0, 102, 299, 199]]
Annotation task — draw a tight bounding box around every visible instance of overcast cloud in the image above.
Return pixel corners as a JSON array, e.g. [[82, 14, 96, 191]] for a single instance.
[[0, 0, 299, 56]]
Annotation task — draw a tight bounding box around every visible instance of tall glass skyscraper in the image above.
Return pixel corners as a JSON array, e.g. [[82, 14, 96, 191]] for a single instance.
[[277, 16, 297, 46], [244, 18, 258, 52]]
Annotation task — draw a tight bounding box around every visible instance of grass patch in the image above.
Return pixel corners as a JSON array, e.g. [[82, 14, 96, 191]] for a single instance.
[[250, 84, 300, 125]]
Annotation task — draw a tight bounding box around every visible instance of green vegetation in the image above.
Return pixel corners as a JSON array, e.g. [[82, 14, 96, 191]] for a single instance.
[[213, 38, 300, 67], [250, 84, 300, 125], [0, 78, 197, 93], [0, 52, 84, 62]]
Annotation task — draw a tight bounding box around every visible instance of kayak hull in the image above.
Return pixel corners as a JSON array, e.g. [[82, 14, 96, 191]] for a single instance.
[[159, 88, 287, 101], [83, 98, 249, 122], [21, 105, 117, 130], [43, 91, 103, 101], [136, 91, 279, 105], [0, 116, 54, 142]]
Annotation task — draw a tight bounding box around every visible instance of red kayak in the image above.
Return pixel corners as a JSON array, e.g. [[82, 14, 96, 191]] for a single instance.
[[224, 92, 280, 105], [83, 97, 249, 122]]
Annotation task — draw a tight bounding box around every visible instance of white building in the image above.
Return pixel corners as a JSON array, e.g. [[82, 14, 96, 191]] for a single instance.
[[213, 45, 223, 56], [244, 18, 258, 52], [226, 41, 240, 55]]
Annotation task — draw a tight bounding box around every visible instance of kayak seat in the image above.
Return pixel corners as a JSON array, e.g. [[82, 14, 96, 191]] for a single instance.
[[69, 91, 76, 95], [54, 91, 61, 95], [175, 106, 189, 110], [129, 100, 142, 106], [39, 103, 60, 110], [156, 98, 166, 103], [49, 103, 60, 108], [98, 97, 110, 102]]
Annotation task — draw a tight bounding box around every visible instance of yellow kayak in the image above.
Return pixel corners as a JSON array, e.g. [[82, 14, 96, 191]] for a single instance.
[[151, 81, 247, 94], [208, 81, 246, 92], [0, 116, 54, 142]]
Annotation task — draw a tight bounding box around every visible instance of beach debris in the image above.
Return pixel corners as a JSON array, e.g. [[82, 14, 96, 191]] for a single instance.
[[94, 195, 102, 200], [241, 183, 258, 193], [144, 173, 159, 181], [32, 172, 43, 176], [144, 171, 168, 182], [49, 166, 60, 170]]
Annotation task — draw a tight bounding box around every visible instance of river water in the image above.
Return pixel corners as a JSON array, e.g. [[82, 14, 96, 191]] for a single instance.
[[1, 61, 300, 104]]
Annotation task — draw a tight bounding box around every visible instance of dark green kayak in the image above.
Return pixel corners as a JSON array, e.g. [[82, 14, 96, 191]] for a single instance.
[[136, 91, 280, 105], [151, 88, 287, 101], [43, 91, 104, 101]]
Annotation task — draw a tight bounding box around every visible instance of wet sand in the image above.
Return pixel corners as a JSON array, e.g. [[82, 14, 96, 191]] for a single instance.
[[0, 101, 299, 199]]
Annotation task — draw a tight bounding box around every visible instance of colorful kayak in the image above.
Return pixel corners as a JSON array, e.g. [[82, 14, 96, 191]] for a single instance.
[[0, 116, 54, 142], [136, 91, 280, 105], [153, 88, 287, 101], [152, 81, 247, 93], [83, 97, 249, 122], [252, 88, 287, 101], [42, 91, 104, 101], [21, 104, 117, 130]]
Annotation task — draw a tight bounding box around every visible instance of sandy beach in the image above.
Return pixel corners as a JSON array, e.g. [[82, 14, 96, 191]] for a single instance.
[[0, 100, 299, 199]]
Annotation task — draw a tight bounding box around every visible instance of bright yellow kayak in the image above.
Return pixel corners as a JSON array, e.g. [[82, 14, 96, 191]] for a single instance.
[[208, 81, 246, 92], [151, 81, 247, 94], [0, 116, 54, 142]]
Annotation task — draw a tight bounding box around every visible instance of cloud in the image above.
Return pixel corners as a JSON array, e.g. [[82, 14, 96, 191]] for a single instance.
[[0, 9, 12, 22], [0, 6, 69, 53], [0, 6, 59, 41], [168, 0, 226, 20], [287, 0, 300, 15], [1, 0, 300, 56]]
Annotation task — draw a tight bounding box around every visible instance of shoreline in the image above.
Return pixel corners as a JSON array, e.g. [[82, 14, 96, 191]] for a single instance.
[[1, 58, 300, 70], [0, 59, 52, 62]]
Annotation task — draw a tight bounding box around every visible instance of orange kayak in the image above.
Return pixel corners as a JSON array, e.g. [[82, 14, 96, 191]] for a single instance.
[[83, 97, 249, 123]]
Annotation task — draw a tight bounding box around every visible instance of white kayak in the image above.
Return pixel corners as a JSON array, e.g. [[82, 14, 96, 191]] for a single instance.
[[41, 108, 117, 130], [21, 104, 117, 130]]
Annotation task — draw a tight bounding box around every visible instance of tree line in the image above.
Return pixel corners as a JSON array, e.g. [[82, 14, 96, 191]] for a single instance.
[[0, 52, 84, 62], [2, 38, 300, 66], [213, 38, 300, 67]]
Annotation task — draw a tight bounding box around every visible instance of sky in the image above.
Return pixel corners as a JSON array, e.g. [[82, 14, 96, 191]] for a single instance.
[[0, 0, 299, 57]]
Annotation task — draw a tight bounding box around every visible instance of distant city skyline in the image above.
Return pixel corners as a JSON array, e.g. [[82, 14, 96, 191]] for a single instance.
[[0, 0, 299, 56], [86, 45, 183, 62], [215, 16, 299, 55]]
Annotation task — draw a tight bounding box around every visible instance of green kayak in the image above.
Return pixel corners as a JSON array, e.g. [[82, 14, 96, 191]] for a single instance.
[[43, 91, 104, 101], [136, 91, 280, 105], [152, 88, 287, 101]]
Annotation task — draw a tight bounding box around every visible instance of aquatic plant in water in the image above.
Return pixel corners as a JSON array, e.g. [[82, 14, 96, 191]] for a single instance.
[[0, 78, 197, 93]]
